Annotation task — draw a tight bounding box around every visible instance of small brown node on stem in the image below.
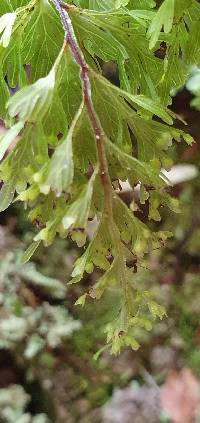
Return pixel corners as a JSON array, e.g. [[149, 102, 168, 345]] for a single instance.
[[60, 1, 77, 11]]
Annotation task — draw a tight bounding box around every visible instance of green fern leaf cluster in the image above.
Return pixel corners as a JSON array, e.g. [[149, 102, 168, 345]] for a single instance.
[[0, 0, 199, 353]]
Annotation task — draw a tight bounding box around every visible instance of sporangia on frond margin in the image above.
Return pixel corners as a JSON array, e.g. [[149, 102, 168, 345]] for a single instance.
[[0, 0, 198, 354]]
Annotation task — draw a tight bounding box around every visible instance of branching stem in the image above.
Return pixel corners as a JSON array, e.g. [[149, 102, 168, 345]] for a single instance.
[[51, 0, 113, 217], [51, 0, 130, 310]]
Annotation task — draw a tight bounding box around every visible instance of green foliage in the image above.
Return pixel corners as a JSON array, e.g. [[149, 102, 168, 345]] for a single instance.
[[0, 0, 199, 353], [147, 0, 174, 49]]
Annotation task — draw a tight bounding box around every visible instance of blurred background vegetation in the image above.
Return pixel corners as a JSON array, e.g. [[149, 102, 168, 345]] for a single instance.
[[0, 76, 200, 422]]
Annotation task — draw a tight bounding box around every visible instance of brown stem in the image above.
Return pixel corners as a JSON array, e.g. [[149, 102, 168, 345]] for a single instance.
[[51, 0, 130, 307], [60, 1, 77, 11], [51, 0, 112, 216]]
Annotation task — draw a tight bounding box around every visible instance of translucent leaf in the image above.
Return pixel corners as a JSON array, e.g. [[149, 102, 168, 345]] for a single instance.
[[148, 300, 167, 320], [7, 69, 56, 122], [124, 92, 173, 124], [22, 1, 63, 81], [0, 121, 24, 161], [0, 181, 15, 211], [0, 78, 9, 118], [0, 125, 48, 201], [71, 219, 112, 283], [80, 0, 130, 10], [0, 12, 16, 48], [106, 139, 165, 187], [73, 8, 163, 97], [21, 241, 41, 264], [148, 0, 174, 49], [62, 167, 98, 231], [75, 293, 87, 306], [46, 103, 84, 196], [130, 316, 153, 331], [89, 259, 118, 300]]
